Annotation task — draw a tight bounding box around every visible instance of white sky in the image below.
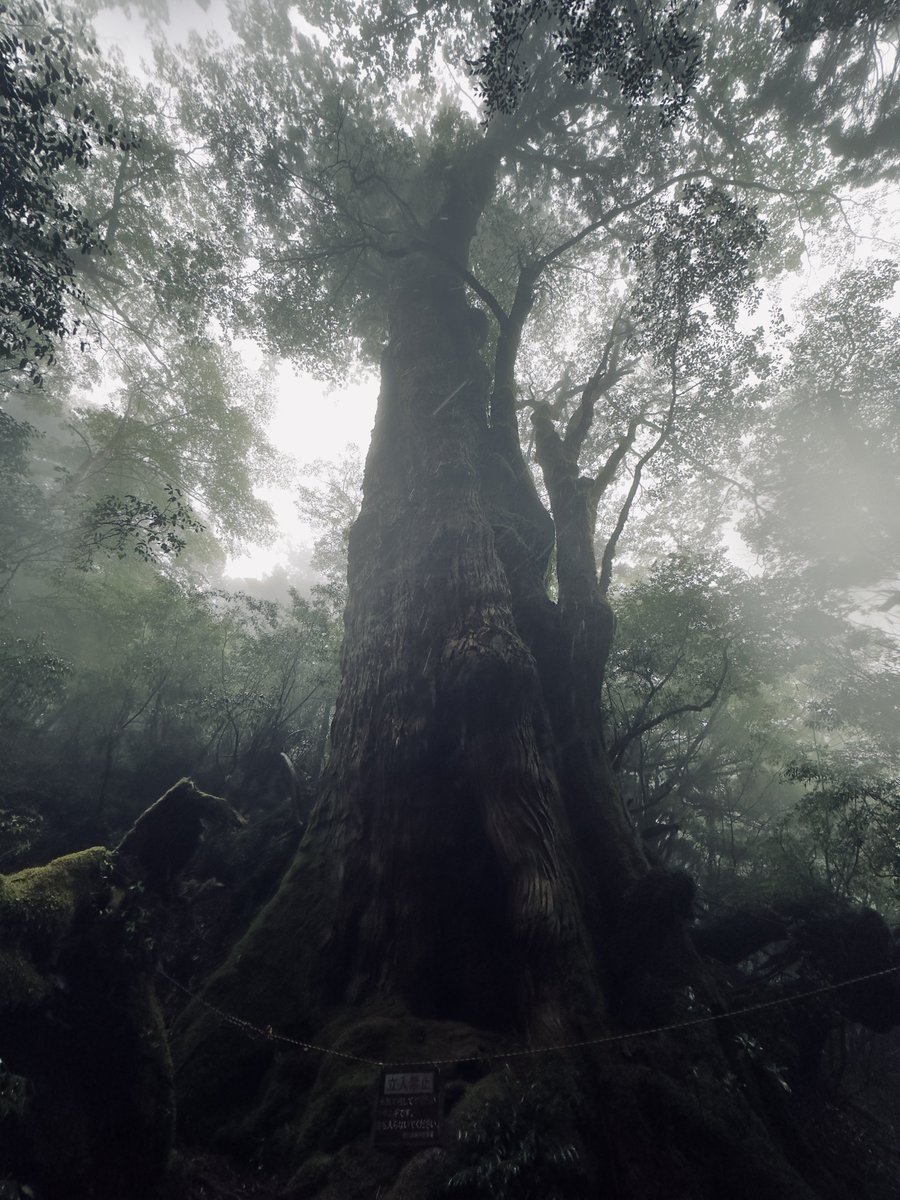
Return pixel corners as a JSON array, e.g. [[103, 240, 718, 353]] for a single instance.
[[93, 2, 378, 586], [94, 0, 237, 59], [228, 365, 376, 582]]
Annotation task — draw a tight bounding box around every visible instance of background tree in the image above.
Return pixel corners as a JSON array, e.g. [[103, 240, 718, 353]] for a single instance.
[[743, 261, 900, 595], [295, 443, 364, 617], [0, 0, 126, 378], [0, 0, 286, 883]]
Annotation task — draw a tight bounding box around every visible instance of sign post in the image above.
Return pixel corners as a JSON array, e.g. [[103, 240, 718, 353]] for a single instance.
[[372, 1064, 443, 1149]]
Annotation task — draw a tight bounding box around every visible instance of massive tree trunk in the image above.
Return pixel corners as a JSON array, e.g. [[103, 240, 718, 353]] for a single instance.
[[170, 138, 873, 1200], [174, 152, 613, 1064], [304, 246, 599, 1033]]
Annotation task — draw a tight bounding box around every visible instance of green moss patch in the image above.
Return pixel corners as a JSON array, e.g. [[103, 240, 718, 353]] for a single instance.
[[0, 848, 112, 1010]]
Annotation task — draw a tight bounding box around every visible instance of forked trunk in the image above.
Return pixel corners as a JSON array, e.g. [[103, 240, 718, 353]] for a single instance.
[[172, 151, 834, 1200], [309, 251, 596, 1032]]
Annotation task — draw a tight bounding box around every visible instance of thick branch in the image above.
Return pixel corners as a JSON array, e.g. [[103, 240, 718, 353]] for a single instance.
[[591, 412, 643, 503], [490, 263, 540, 435], [418, 245, 509, 326], [563, 317, 628, 455], [614, 650, 688, 755]]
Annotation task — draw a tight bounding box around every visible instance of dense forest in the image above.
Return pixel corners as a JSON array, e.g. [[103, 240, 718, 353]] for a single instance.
[[3, 0, 900, 1197]]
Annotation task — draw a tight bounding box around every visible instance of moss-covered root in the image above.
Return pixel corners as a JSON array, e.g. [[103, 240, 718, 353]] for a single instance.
[[274, 1031, 826, 1200]]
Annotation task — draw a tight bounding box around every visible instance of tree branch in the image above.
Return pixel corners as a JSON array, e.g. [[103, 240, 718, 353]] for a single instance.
[[490, 263, 540, 433], [563, 313, 629, 455], [590, 411, 643, 503], [598, 352, 680, 594], [611, 649, 730, 771]]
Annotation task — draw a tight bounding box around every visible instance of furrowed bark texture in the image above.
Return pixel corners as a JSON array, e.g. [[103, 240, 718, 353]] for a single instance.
[[316, 250, 592, 1031], [175, 184, 646, 1151], [173, 247, 605, 1137], [174, 135, 651, 1118], [529, 405, 648, 950], [169, 136, 888, 1200]]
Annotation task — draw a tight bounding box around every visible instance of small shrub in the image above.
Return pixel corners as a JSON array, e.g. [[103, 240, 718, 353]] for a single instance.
[[447, 1069, 587, 1200]]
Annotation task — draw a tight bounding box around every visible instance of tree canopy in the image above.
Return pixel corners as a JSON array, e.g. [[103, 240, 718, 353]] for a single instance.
[[2, 1, 900, 1197], [0, 0, 128, 377]]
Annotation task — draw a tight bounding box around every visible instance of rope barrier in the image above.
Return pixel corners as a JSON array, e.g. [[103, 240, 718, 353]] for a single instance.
[[159, 968, 384, 1066], [157, 961, 900, 1070]]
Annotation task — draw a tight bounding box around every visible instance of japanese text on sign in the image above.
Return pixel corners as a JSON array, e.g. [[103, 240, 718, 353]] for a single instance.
[[372, 1065, 443, 1149]]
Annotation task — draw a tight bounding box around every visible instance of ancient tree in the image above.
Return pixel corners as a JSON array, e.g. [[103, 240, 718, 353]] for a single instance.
[[167, 3, 900, 1195]]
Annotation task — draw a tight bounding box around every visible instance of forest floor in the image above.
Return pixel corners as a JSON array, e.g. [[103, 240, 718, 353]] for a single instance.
[[167, 1151, 287, 1200], [162, 1081, 900, 1200]]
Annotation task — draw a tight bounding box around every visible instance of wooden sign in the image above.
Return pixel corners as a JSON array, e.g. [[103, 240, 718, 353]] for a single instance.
[[372, 1065, 443, 1148]]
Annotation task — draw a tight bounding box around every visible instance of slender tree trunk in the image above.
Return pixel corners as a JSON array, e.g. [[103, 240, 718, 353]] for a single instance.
[[528, 409, 648, 951]]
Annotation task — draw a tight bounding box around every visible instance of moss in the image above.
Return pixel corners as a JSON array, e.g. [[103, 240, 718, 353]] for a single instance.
[[293, 1056, 378, 1158], [178, 983, 507, 1192], [285, 1140, 399, 1200], [0, 847, 176, 1200], [575, 1040, 822, 1200], [126, 978, 177, 1173], [175, 805, 501, 1147], [282, 1006, 504, 1168], [0, 948, 45, 1008], [223, 1050, 323, 1162], [173, 836, 333, 1137], [0, 848, 112, 1010]]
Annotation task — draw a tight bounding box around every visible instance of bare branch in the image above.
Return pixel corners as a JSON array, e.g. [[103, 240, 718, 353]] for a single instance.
[[611, 649, 730, 771], [598, 358, 679, 595], [590, 411, 643, 503], [563, 312, 629, 454]]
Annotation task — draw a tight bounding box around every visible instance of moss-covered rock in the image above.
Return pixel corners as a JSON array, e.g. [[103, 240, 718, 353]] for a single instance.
[[0, 847, 113, 1009], [0, 847, 174, 1199]]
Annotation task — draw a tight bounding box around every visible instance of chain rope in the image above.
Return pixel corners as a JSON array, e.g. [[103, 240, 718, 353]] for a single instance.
[[158, 962, 900, 1070]]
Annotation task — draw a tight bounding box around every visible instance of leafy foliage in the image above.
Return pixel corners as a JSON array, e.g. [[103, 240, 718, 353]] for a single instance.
[[472, 0, 703, 123], [0, 560, 341, 861], [743, 261, 900, 591], [606, 554, 760, 842], [781, 756, 900, 909], [448, 1073, 586, 1200], [81, 486, 204, 564], [0, 0, 130, 378], [628, 183, 768, 358], [761, 0, 900, 43], [295, 444, 363, 615], [3, 3, 900, 1190], [605, 548, 900, 920], [0, 1058, 30, 1121], [0, 409, 47, 592]]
